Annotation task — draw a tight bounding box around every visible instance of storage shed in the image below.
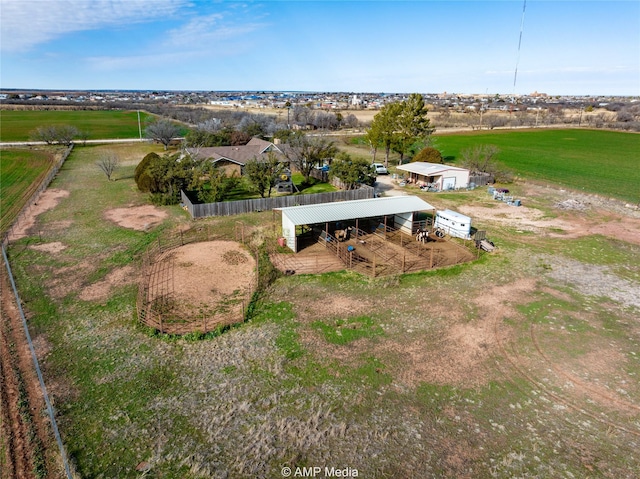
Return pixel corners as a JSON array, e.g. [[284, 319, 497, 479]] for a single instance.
[[434, 209, 472, 239], [396, 162, 470, 190], [275, 196, 435, 252]]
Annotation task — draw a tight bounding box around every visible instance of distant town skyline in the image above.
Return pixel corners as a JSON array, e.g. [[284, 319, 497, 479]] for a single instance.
[[1, 0, 638, 96]]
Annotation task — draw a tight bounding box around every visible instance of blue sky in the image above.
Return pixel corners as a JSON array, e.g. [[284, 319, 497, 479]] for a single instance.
[[1, 0, 638, 95]]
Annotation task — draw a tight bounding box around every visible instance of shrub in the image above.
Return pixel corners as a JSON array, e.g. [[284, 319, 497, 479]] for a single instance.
[[134, 152, 160, 192], [412, 147, 443, 164]]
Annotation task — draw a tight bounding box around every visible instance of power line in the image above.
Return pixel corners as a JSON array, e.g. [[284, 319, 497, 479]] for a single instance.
[[513, 0, 527, 92]]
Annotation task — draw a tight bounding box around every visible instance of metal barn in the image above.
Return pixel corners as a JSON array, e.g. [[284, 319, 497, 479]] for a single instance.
[[275, 196, 435, 252]]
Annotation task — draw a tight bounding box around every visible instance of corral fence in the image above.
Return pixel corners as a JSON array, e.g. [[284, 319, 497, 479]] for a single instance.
[[181, 185, 375, 218], [1, 144, 74, 248], [268, 220, 477, 278], [136, 224, 257, 335]]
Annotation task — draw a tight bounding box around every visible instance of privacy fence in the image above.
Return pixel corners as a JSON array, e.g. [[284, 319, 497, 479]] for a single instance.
[[181, 185, 375, 218]]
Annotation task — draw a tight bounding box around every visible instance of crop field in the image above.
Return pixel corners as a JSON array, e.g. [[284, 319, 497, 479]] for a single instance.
[[3, 137, 640, 478], [432, 129, 640, 204], [0, 109, 154, 142], [0, 147, 60, 233]]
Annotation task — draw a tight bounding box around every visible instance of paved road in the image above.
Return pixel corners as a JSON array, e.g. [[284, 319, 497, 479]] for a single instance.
[[0, 138, 148, 147]]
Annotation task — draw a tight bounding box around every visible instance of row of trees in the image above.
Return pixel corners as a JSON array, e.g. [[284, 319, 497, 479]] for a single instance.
[[365, 93, 435, 166]]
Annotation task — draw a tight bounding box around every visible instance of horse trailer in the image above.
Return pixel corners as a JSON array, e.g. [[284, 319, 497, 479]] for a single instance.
[[434, 209, 472, 239]]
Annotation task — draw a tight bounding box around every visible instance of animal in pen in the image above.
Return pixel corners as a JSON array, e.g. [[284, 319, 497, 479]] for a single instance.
[[416, 228, 430, 243], [334, 226, 353, 242]]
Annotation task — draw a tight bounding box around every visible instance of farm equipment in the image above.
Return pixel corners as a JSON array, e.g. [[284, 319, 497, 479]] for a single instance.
[[474, 230, 496, 252]]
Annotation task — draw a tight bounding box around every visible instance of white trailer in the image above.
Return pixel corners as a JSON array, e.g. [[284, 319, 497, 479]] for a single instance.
[[434, 209, 472, 239]]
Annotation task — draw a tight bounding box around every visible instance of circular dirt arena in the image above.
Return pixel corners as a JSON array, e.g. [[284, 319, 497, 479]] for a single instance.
[[143, 241, 256, 334]]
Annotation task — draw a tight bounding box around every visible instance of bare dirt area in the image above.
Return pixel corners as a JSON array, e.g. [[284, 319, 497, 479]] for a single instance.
[[145, 241, 256, 333], [28, 241, 67, 254], [8, 189, 69, 241], [104, 204, 167, 231], [170, 241, 255, 305], [458, 186, 640, 246], [78, 265, 137, 303], [0, 265, 57, 479]]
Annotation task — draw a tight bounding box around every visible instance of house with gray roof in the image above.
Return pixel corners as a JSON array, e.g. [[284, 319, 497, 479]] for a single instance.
[[189, 138, 288, 176]]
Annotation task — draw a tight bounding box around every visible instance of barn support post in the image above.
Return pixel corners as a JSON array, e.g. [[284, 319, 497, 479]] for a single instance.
[[355, 219, 359, 241], [203, 312, 207, 334], [402, 252, 406, 273], [325, 222, 329, 248]]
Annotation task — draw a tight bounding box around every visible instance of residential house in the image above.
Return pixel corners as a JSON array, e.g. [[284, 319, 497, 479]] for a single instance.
[[189, 138, 288, 176]]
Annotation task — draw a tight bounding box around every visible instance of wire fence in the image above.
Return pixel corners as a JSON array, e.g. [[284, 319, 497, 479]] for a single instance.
[[1, 144, 74, 248], [1, 244, 74, 479]]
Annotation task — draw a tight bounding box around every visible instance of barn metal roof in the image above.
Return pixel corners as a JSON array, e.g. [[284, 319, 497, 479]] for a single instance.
[[275, 196, 435, 226], [396, 162, 469, 176]]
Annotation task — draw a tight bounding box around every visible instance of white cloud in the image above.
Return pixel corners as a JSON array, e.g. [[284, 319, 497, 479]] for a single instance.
[[0, 0, 188, 52], [165, 12, 266, 47]]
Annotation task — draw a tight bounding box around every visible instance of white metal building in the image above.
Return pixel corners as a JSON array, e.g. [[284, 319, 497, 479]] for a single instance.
[[396, 162, 470, 190], [275, 196, 435, 252]]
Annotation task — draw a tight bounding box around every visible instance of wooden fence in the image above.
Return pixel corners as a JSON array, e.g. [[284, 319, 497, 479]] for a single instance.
[[469, 174, 495, 187], [181, 185, 375, 218]]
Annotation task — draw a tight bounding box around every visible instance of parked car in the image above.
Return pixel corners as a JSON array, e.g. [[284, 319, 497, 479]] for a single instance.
[[371, 163, 388, 174]]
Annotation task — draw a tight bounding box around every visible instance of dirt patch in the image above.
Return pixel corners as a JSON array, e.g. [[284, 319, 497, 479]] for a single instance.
[[143, 241, 257, 333], [48, 261, 93, 300], [459, 195, 640, 246], [8, 188, 70, 240], [29, 241, 67, 254], [0, 264, 56, 478], [542, 256, 640, 310], [388, 278, 537, 388], [79, 265, 137, 302], [295, 294, 372, 324], [104, 204, 168, 231], [170, 241, 255, 303]]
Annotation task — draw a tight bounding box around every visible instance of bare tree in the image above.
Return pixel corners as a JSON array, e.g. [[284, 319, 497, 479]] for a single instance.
[[282, 133, 337, 184], [96, 151, 120, 181], [30, 124, 79, 145], [145, 119, 182, 150]]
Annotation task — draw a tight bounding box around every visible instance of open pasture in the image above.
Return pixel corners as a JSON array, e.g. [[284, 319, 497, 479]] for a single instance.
[[0, 109, 153, 142], [433, 129, 640, 203], [3, 138, 640, 478]]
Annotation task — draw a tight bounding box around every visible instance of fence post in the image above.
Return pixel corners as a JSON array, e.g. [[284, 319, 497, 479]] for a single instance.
[[430, 246, 434, 269]]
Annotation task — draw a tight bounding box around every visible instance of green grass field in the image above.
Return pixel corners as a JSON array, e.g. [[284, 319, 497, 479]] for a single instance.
[[0, 109, 155, 142], [432, 129, 640, 203], [0, 147, 58, 232]]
